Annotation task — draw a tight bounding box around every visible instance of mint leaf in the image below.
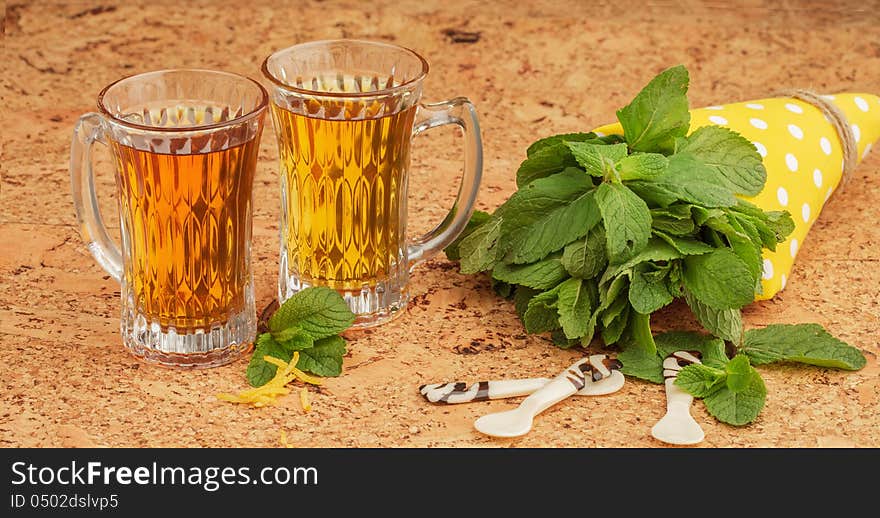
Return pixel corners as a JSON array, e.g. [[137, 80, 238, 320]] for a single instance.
[[272, 325, 307, 343], [296, 335, 347, 377], [527, 132, 599, 157], [566, 142, 628, 177], [724, 354, 753, 392], [676, 126, 767, 196], [682, 249, 755, 309], [523, 284, 564, 334], [655, 331, 729, 368], [556, 278, 599, 340], [684, 290, 744, 345], [675, 363, 727, 397], [595, 182, 652, 262], [723, 215, 763, 283], [600, 237, 681, 285], [247, 334, 292, 387], [616, 65, 690, 153], [458, 216, 503, 274], [274, 326, 315, 352], [500, 168, 600, 264], [561, 226, 607, 279], [702, 359, 766, 426], [445, 210, 491, 261], [626, 153, 737, 208], [514, 286, 539, 320], [269, 287, 355, 341], [516, 143, 578, 188], [743, 324, 866, 370], [629, 263, 673, 314], [653, 231, 714, 255], [617, 153, 668, 181], [492, 253, 568, 290], [729, 201, 795, 249], [601, 304, 630, 345], [618, 341, 664, 383]]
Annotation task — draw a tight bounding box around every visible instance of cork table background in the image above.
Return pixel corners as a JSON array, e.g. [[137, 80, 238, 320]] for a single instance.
[[2, 0, 878, 448]]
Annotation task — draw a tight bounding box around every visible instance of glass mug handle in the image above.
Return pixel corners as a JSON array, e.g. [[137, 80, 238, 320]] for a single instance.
[[408, 97, 483, 267], [69, 113, 124, 282]]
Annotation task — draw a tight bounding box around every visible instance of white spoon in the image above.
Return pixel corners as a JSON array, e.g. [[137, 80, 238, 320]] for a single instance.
[[420, 356, 623, 404], [651, 351, 705, 446], [473, 355, 625, 438]]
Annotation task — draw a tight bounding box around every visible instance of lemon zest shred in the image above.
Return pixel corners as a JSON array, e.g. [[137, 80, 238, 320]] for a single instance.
[[300, 386, 311, 412], [216, 351, 322, 408], [279, 430, 294, 448]]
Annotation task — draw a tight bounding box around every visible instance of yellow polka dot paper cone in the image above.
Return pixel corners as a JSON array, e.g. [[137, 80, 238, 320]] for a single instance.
[[594, 93, 880, 299]]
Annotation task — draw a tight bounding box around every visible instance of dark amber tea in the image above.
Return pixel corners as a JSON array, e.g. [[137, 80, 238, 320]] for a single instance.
[[111, 138, 259, 330]]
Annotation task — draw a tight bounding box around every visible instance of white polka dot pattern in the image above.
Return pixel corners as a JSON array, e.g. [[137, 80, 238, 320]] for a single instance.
[[589, 92, 880, 299]]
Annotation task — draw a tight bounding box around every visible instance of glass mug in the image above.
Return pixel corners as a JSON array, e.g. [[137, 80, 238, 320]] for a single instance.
[[262, 40, 482, 326], [69, 69, 268, 368]]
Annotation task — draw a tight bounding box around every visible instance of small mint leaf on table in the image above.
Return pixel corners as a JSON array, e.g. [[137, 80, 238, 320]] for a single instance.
[[701, 357, 766, 426], [247, 334, 293, 387], [616, 64, 690, 154], [724, 354, 753, 392], [268, 287, 355, 341], [675, 363, 727, 397], [742, 324, 866, 370], [296, 335, 347, 377], [676, 126, 767, 196], [445, 210, 491, 261], [595, 182, 652, 263], [271, 325, 309, 344]]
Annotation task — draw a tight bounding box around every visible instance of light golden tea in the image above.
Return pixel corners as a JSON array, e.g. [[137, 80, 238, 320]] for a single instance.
[[272, 101, 417, 289], [110, 139, 258, 330], [264, 40, 481, 326]]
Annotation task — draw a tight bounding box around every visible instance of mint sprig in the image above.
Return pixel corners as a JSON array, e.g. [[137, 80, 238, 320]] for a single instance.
[[247, 287, 355, 387], [444, 64, 867, 428]]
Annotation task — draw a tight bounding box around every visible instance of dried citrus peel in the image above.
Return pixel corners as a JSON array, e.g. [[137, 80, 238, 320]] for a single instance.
[[217, 352, 321, 408]]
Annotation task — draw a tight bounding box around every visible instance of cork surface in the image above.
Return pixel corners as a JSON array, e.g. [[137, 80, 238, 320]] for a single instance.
[[1, 0, 878, 448]]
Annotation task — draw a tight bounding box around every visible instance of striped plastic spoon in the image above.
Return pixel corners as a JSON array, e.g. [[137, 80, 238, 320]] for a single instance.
[[419, 356, 623, 404], [651, 351, 705, 446], [473, 355, 625, 438]]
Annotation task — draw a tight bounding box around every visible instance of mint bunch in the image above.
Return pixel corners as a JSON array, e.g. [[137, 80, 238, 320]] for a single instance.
[[247, 287, 355, 387], [447, 65, 791, 351], [446, 65, 866, 426]]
